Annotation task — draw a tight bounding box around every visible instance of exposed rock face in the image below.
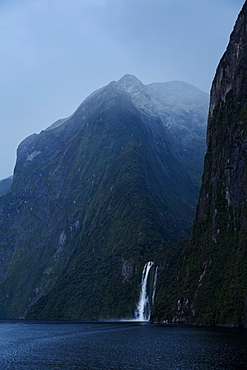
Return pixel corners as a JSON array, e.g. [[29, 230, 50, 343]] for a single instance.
[[0, 176, 13, 197], [158, 2, 247, 326], [0, 76, 208, 319]]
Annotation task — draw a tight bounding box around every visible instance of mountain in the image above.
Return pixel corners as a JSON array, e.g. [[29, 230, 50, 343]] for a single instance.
[[0, 176, 13, 197], [154, 2, 247, 326], [0, 75, 208, 319]]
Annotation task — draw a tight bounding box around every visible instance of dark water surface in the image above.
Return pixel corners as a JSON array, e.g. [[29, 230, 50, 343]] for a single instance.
[[0, 320, 247, 369]]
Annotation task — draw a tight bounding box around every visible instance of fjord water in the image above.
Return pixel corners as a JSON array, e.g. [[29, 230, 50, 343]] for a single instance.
[[0, 321, 247, 369]]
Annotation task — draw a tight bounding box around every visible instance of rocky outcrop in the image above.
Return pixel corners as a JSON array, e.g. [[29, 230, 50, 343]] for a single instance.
[[0, 176, 13, 197], [156, 2, 247, 326]]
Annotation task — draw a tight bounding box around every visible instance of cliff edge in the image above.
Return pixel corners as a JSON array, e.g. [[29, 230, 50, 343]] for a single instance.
[[155, 1, 247, 326]]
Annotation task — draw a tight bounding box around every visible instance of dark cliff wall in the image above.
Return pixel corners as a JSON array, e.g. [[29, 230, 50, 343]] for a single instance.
[[154, 2, 247, 326]]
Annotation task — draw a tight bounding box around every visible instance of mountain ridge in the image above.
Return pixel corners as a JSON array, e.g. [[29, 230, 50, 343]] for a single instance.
[[0, 75, 208, 319]]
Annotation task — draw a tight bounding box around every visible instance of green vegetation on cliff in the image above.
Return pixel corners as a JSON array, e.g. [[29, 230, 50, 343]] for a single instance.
[[0, 76, 208, 319], [153, 2, 247, 326]]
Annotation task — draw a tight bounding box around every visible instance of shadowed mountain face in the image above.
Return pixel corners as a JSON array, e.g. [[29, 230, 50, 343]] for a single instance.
[[0, 75, 208, 319], [156, 2, 247, 326], [0, 176, 12, 197]]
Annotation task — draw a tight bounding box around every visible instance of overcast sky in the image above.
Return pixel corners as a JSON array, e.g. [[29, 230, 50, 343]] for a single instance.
[[0, 0, 244, 179]]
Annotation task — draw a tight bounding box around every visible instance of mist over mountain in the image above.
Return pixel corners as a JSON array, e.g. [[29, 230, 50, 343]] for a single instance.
[[0, 75, 208, 319], [0, 2, 246, 327]]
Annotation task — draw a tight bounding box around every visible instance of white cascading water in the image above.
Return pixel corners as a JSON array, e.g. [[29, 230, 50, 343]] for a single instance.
[[152, 266, 158, 305], [135, 261, 154, 321]]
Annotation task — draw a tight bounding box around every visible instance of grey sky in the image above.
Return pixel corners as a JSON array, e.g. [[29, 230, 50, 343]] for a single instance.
[[0, 0, 244, 179]]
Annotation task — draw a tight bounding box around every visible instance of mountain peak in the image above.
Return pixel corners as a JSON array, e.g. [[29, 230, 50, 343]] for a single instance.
[[118, 74, 142, 84], [115, 75, 208, 128], [0, 69, 208, 320], [117, 74, 144, 93]]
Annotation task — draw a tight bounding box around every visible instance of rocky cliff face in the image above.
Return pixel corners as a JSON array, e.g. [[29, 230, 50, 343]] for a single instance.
[[0, 176, 12, 197], [0, 75, 208, 319], [157, 2, 247, 326]]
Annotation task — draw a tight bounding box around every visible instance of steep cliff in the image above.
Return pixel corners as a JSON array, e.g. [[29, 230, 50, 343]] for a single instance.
[[0, 75, 208, 319], [155, 2, 247, 326]]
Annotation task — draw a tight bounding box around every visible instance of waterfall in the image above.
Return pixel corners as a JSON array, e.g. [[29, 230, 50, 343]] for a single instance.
[[135, 261, 154, 321], [152, 266, 158, 305]]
